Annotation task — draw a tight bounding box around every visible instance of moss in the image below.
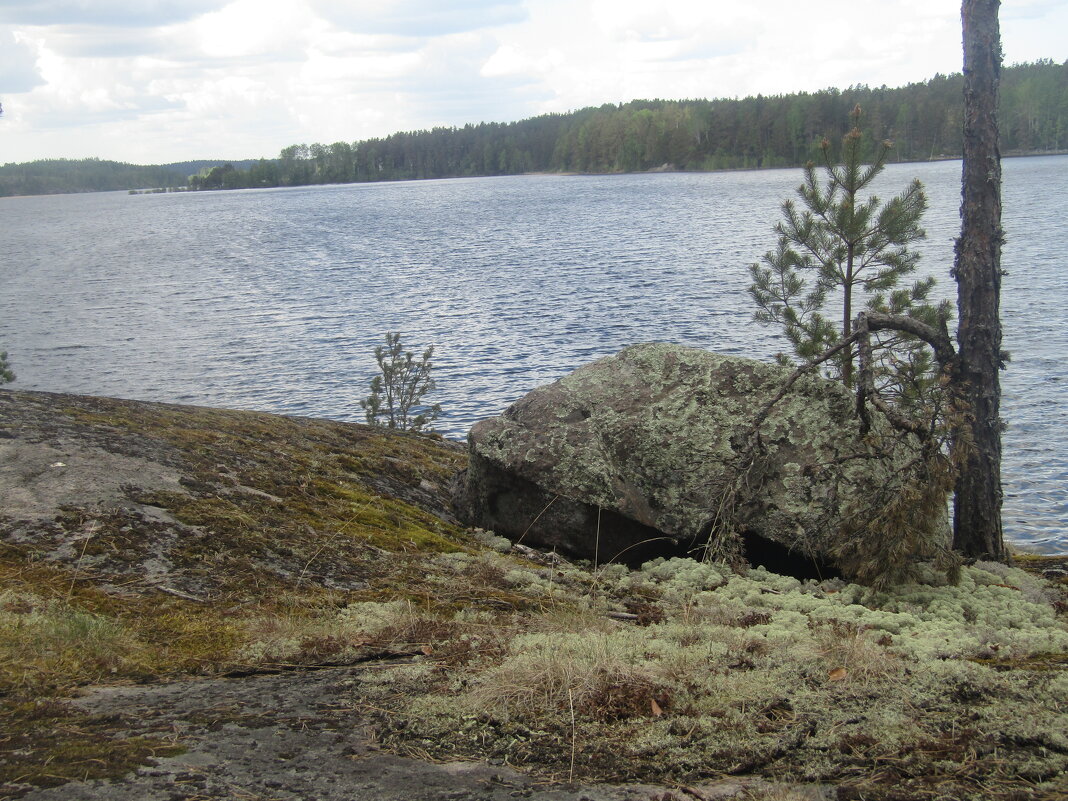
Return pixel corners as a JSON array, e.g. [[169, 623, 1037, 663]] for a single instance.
[[336, 432, 463, 484], [0, 698, 184, 794], [58, 395, 476, 598]]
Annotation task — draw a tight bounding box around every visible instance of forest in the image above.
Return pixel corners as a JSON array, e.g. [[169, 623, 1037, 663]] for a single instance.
[[0, 158, 259, 197], [1, 59, 1064, 197]]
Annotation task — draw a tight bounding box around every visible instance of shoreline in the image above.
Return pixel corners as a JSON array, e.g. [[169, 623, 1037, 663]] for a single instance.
[[4, 386, 1064, 557], [4, 149, 1067, 200]]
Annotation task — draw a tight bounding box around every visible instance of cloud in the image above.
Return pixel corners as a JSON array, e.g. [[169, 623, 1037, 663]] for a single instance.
[[290, 30, 548, 139], [308, 0, 527, 37], [480, 44, 563, 79], [1001, 0, 1068, 63], [28, 93, 182, 130], [396, 33, 548, 120], [1002, 0, 1064, 21], [185, 0, 314, 61], [28, 25, 169, 57], [0, 1, 225, 27], [0, 28, 44, 93], [13, 44, 184, 130], [590, 0, 758, 52], [1, 0, 1063, 166]]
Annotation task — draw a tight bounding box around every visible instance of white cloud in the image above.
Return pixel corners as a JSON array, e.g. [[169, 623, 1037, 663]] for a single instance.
[[308, 0, 527, 37], [27, 24, 168, 57], [590, 0, 756, 48], [1003, 0, 1063, 20], [12, 44, 182, 131], [0, 1, 225, 27], [501, 0, 967, 113], [481, 44, 564, 79], [1001, 0, 1068, 64], [188, 0, 316, 60], [0, 28, 44, 93], [0, 0, 1064, 164]]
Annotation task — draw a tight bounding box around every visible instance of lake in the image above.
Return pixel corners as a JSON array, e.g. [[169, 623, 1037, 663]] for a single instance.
[[1, 155, 1066, 553]]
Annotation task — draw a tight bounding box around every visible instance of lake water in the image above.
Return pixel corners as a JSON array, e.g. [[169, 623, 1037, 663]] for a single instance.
[[1, 156, 1066, 553]]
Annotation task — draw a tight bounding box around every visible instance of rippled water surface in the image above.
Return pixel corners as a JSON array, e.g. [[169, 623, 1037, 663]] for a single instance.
[[2, 156, 1066, 552]]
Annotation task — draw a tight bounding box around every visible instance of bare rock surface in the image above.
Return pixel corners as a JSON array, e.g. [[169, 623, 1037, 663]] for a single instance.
[[458, 343, 943, 574], [0, 388, 467, 598], [17, 666, 793, 801], [0, 439, 184, 520]]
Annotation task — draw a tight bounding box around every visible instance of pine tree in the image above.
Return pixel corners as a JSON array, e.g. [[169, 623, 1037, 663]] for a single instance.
[[952, 0, 1006, 560], [745, 0, 1008, 565], [361, 333, 441, 433], [748, 106, 941, 390]]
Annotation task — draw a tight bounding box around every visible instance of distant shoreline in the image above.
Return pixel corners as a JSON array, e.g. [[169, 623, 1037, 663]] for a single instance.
[[6, 149, 1067, 200]]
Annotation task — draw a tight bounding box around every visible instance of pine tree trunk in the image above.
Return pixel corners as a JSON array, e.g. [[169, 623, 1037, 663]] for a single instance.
[[842, 247, 854, 389], [952, 0, 1007, 560]]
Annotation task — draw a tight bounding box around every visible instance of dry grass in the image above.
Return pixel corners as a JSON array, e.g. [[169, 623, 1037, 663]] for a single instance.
[[468, 631, 669, 723]]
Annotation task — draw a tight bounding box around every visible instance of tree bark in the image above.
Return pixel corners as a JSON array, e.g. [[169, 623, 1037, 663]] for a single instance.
[[952, 0, 1006, 560]]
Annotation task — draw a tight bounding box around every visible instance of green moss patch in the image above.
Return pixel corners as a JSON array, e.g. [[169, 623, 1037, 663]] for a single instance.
[[0, 699, 184, 796]]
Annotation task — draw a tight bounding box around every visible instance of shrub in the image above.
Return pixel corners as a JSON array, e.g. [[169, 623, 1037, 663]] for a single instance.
[[361, 332, 441, 432], [0, 350, 13, 384]]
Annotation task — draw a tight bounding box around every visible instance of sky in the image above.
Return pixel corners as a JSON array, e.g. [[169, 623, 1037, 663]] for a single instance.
[[1, 0, 1065, 165]]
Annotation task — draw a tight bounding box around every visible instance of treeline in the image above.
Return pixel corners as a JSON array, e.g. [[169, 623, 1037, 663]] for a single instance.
[[3, 60, 1065, 197], [0, 158, 185, 197], [0, 158, 257, 197], [191, 60, 1067, 190]]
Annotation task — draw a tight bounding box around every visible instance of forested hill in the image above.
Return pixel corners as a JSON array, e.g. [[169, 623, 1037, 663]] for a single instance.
[[0, 158, 257, 197], [193, 60, 1068, 189], [3, 60, 1064, 197]]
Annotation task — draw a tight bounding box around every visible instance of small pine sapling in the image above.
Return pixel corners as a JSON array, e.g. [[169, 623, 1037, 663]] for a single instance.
[[741, 107, 963, 585], [0, 351, 13, 384], [748, 105, 945, 394], [361, 332, 441, 432]]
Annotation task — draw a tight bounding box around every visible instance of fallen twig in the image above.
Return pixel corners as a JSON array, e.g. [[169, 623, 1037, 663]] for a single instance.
[[154, 585, 207, 603], [511, 542, 570, 567]]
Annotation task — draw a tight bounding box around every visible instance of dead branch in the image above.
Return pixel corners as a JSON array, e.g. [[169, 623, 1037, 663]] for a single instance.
[[153, 585, 207, 603], [860, 311, 956, 368], [855, 313, 941, 440]]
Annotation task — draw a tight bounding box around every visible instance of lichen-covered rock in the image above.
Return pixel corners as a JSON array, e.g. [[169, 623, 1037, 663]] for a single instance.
[[456, 343, 949, 577]]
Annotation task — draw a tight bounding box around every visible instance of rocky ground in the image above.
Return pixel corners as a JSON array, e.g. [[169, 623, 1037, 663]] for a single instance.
[[1, 389, 1065, 801], [0, 389, 812, 800], [20, 666, 795, 801]]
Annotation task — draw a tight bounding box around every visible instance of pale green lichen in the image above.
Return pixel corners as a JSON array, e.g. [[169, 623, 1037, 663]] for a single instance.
[[335, 600, 416, 638], [470, 344, 950, 585], [630, 557, 1068, 661], [469, 529, 514, 553], [362, 552, 1068, 795]]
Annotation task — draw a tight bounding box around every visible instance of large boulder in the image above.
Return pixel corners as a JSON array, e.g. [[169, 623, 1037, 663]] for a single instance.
[[456, 343, 948, 578]]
